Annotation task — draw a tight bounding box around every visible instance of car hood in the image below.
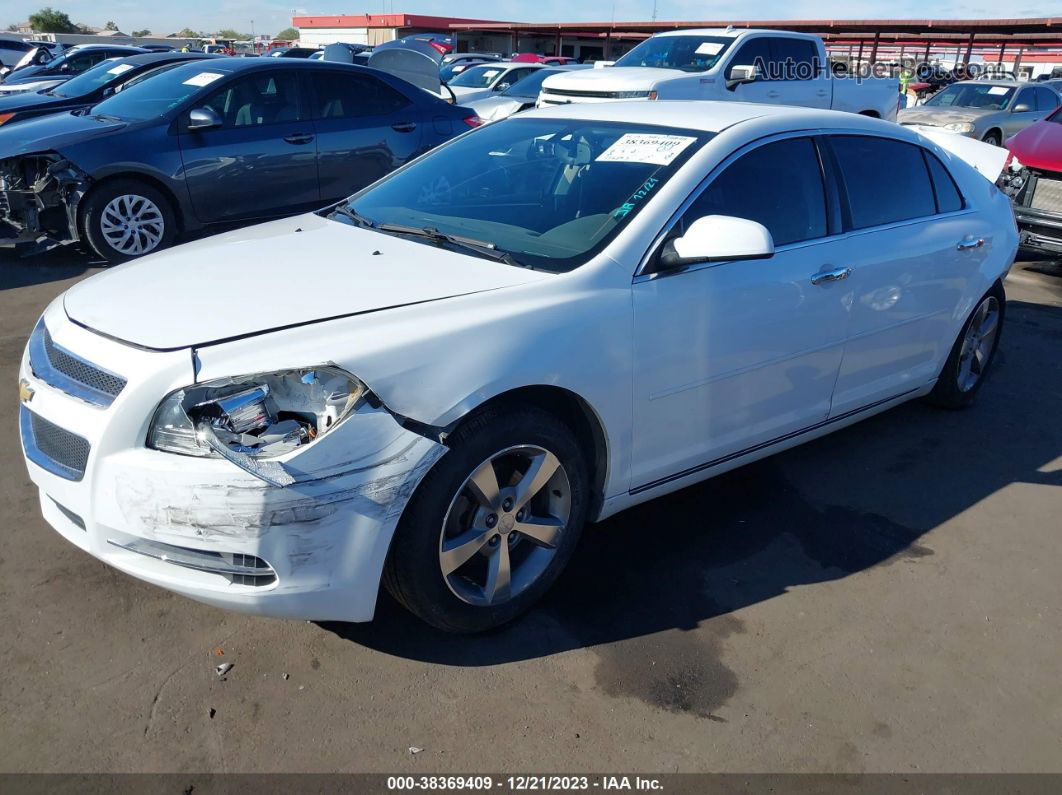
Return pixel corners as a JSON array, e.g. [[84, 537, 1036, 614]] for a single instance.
[[0, 110, 127, 157], [541, 67, 680, 92], [465, 94, 527, 120], [898, 106, 992, 126], [0, 89, 65, 112], [63, 214, 551, 350], [1006, 119, 1062, 171]]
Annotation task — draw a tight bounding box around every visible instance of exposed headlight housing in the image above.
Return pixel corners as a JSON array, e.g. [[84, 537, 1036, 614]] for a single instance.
[[148, 366, 366, 460], [943, 121, 976, 134]]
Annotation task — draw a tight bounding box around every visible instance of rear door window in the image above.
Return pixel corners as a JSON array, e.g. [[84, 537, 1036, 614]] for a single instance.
[[923, 152, 964, 213], [686, 136, 828, 246], [310, 71, 410, 118], [830, 135, 937, 229], [1035, 87, 1060, 111]]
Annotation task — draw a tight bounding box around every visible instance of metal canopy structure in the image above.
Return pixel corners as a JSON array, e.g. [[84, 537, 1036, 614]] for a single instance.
[[447, 17, 1062, 65]]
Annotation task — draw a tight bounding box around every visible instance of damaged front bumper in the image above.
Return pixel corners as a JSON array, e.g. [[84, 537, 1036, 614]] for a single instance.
[[999, 165, 1062, 255], [0, 152, 88, 252], [19, 304, 446, 622]]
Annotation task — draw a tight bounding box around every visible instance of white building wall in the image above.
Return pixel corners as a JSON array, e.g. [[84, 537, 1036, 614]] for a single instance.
[[297, 27, 370, 47]]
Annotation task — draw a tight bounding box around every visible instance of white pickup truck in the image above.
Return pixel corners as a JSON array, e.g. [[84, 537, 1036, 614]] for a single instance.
[[538, 28, 899, 121]]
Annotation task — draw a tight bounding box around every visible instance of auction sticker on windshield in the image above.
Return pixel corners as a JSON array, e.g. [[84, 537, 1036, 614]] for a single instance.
[[596, 134, 698, 166], [696, 42, 724, 56], [107, 63, 135, 75], [182, 71, 224, 87]]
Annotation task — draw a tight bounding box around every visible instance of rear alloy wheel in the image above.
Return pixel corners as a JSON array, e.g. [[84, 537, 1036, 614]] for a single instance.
[[81, 179, 176, 263], [926, 286, 1004, 409], [384, 406, 588, 633]]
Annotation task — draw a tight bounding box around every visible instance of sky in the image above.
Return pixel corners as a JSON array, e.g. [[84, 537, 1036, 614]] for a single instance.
[[5, 0, 1059, 37]]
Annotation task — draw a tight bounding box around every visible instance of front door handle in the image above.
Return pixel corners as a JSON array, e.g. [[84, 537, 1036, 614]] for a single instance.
[[283, 133, 314, 145], [810, 266, 852, 285], [391, 121, 417, 133], [957, 237, 985, 250], [766, 90, 781, 99]]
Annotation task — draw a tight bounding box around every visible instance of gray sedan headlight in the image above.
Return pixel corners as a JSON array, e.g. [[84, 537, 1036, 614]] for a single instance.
[[148, 366, 366, 459], [943, 121, 976, 134]]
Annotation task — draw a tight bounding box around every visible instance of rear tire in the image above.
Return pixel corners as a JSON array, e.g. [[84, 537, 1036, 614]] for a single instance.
[[925, 283, 1005, 409], [80, 179, 177, 264], [384, 405, 589, 633]]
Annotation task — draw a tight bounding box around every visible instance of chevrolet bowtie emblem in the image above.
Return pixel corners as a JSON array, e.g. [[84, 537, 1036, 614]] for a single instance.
[[18, 378, 34, 404]]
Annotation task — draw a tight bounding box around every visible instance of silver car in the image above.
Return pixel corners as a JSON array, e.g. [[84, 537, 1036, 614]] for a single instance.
[[465, 65, 591, 122], [899, 80, 1061, 146]]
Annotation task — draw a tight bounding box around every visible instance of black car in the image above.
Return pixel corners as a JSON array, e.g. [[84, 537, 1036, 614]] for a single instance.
[[0, 52, 217, 128], [1, 44, 147, 87], [0, 58, 482, 261], [0, 38, 34, 70]]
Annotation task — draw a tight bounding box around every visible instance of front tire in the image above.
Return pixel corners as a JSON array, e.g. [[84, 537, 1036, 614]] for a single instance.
[[384, 405, 589, 633], [925, 284, 1005, 409], [981, 131, 1002, 147], [80, 179, 176, 263]]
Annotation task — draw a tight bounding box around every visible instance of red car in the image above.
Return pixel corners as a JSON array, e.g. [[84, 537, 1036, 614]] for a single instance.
[[1001, 107, 1062, 254]]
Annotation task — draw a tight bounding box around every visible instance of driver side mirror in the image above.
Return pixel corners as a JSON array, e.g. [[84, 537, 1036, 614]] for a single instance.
[[658, 215, 774, 269], [1012, 102, 1033, 113], [187, 106, 223, 131], [494, 82, 510, 92], [726, 64, 761, 90]]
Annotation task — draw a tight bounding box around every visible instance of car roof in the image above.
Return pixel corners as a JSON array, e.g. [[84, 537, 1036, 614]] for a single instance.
[[653, 27, 804, 38], [521, 99, 892, 134], [959, 80, 1027, 87], [117, 52, 222, 66]]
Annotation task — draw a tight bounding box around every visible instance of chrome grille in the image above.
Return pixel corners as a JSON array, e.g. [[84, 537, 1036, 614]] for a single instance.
[[20, 406, 91, 481], [28, 319, 127, 408], [1030, 176, 1062, 214]]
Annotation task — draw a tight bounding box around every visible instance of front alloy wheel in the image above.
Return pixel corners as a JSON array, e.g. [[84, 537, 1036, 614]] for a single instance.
[[440, 445, 572, 607], [385, 405, 588, 633]]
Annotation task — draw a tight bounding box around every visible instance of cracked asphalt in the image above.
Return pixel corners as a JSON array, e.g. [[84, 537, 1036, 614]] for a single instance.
[[1, 247, 1061, 772]]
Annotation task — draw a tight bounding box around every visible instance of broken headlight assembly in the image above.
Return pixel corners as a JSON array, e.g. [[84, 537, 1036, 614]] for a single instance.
[[148, 366, 366, 461]]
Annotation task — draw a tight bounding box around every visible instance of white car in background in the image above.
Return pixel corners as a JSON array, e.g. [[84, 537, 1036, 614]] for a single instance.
[[20, 102, 1016, 632], [539, 28, 900, 120], [465, 64, 591, 122], [446, 61, 545, 103]]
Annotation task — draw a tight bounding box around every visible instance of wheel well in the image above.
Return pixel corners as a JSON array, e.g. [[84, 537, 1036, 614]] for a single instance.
[[983, 128, 1002, 143], [455, 386, 610, 517], [78, 173, 183, 235], [859, 110, 880, 117]]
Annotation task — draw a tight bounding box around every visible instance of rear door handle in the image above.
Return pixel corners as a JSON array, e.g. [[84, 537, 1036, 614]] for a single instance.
[[283, 133, 314, 145], [810, 266, 851, 285], [957, 237, 985, 250], [766, 90, 781, 98], [391, 121, 417, 133]]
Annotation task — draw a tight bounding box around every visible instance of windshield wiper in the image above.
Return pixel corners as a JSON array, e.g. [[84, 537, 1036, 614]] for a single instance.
[[327, 204, 375, 229], [376, 223, 527, 268]]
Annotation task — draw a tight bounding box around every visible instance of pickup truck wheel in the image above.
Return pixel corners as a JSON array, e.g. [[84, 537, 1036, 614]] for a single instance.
[[384, 405, 589, 633], [925, 284, 1005, 409], [80, 179, 176, 264], [981, 131, 1001, 147]]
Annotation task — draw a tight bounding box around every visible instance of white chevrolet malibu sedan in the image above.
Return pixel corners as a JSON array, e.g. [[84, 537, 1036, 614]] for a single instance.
[[19, 102, 1017, 632]]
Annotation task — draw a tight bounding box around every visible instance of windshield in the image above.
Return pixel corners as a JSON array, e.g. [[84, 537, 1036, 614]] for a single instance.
[[89, 62, 229, 121], [441, 61, 485, 82], [343, 118, 709, 272], [614, 35, 734, 72], [924, 83, 1015, 110], [449, 64, 509, 88], [502, 68, 560, 97], [50, 57, 133, 98]]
